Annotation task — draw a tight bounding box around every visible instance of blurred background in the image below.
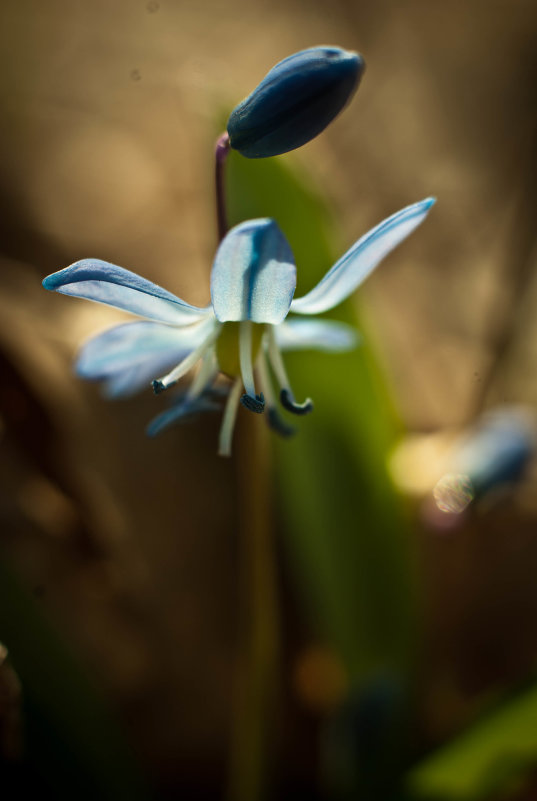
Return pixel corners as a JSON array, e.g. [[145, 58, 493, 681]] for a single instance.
[[1, 1, 537, 799]]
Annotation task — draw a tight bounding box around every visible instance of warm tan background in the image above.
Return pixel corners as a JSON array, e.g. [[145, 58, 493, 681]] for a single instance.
[[1, 1, 537, 798]]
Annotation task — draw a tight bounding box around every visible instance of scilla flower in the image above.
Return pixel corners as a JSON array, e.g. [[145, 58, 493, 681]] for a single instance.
[[43, 198, 434, 455]]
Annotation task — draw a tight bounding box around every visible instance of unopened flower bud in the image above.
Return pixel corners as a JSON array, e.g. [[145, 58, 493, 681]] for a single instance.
[[227, 46, 364, 158]]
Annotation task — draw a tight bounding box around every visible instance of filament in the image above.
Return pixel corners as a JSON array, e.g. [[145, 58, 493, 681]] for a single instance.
[[218, 378, 242, 457], [153, 322, 221, 393]]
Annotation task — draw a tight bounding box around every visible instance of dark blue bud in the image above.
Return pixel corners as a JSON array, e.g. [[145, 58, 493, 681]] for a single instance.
[[227, 46, 365, 158]]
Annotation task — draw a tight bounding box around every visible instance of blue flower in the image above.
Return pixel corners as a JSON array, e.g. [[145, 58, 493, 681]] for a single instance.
[[432, 406, 535, 515], [43, 197, 435, 455], [227, 46, 365, 158]]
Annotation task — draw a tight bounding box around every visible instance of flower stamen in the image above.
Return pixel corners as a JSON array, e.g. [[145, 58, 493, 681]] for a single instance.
[[239, 320, 265, 413], [186, 349, 218, 402], [218, 377, 243, 457], [267, 326, 313, 416], [152, 322, 222, 394], [280, 388, 314, 416], [257, 345, 296, 437], [240, 392, 265, 413]]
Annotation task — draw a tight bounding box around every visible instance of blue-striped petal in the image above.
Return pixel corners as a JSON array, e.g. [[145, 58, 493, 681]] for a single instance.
[[210, 219, 296, 324], [291, 198, 435, 315], [275, 318, 359, 352], [76, 319, 213, 397], [43, 259, 210, 324]]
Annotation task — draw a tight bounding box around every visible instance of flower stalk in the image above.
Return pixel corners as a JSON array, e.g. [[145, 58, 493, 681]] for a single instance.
[[215, 131, 231, 241], [228, 417, 279, 801]]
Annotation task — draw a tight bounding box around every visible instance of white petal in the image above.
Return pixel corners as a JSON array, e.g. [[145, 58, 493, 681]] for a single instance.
[[76, 319, 213, 397], [291, 198, 435, 315], [210, 219, 296, 324], [275, 318, 359, 352], [43, 259, 210, 324]]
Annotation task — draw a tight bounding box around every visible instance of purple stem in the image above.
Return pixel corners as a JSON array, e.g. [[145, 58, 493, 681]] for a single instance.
[[215, 131, 231, 242]]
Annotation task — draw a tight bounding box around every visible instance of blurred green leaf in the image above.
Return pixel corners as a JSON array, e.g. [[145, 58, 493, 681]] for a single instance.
[[0, 559, 150, 800], [227, 151, 417, 681], [227, 151, 419, 799], [406, 681, 537, 801]]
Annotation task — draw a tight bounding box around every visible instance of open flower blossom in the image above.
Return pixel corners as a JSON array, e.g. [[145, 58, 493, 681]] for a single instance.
[[43, 197, 435, 455]]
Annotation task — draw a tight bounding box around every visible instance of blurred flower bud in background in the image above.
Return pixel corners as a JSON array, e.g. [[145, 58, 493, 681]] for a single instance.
[[227, 46, 364, 158], [389, 407, 536, 529], [432, 407, 536, 514]]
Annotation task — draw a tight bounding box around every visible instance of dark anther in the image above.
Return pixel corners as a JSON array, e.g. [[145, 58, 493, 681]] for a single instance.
[[152, 379, 167, 395], [240, 392, 265, 414], [267, 408, 297, 438], [280, 388, 314, 416]]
